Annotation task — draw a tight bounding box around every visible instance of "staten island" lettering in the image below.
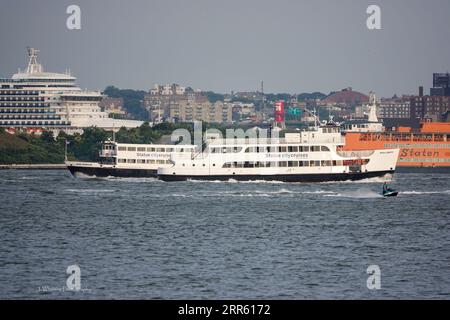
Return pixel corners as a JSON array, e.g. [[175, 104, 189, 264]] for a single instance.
[[400, 149, 439, 158]]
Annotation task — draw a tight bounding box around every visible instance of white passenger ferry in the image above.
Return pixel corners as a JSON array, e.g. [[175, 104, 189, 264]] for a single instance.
[[157, 123, 400, 182], [66, 142, 196, 177], [67, 122, 399, 182]]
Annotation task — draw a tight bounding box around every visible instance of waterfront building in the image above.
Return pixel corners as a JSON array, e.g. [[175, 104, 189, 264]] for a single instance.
[[378, 97, 411, 119], [99, 97, 126, 115], [169, 100, 233, 123]]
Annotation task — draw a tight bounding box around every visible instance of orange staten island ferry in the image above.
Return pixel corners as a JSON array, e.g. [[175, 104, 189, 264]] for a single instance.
[[340, 99, 450, 173]]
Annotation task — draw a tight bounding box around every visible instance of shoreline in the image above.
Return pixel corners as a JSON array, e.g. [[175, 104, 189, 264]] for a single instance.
[[0, 164, 67, 170]]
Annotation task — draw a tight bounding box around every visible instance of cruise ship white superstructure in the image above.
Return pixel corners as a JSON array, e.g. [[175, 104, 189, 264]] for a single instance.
[[0, 48, 142, 134]]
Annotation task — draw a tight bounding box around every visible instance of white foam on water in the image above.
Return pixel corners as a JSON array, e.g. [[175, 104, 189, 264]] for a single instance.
[[401, 190, 450, 195], [302, 190, 336, 194], [171, 193, 190, 198], [64, 188, 116, 194], [225, 193, 272, 197], [72, 173, 162, 183], [253, 188, 293, 194], [324, 188, 383, 199], [166, 192, 274, 198], [18, 176, 38, 180], [167, 188, 336, 199], [104, 177, 162, 183], [251, 189, 335, 195], [186, 179, 233, 184], [73, 172, 98, 179], [237, 179, 286, 184], [0, 179, 19, 183], [320, 176, 394, 185], [186, 178, 285, 184]]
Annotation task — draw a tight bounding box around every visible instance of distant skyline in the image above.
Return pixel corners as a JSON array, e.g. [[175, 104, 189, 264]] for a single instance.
[[1, 0, 450, 97]]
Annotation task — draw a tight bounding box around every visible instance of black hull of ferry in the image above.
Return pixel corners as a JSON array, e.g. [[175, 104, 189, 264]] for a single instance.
[[158, 170, 395, 182], [67, 165, 157, 178]]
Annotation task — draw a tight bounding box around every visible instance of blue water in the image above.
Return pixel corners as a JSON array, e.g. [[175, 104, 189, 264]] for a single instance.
[[0, 170, 449, 299]]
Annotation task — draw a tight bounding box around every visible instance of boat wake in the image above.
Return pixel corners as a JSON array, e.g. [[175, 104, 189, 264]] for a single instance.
[[73, 173, 162, 183], [73, 172, 100, 179], [18, 176, 39, 180], [401, 190, 450, 195], [162, 189, 338, 198], [324, 188, 383, 199], [320, 176, 394, 184], [186, 179, 286, 184], [252, 189, 335, 195], [103, 176, 162, 183], [64, 188, 116, 194]]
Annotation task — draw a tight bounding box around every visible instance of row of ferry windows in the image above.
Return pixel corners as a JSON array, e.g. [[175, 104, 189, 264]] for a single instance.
[[210, 145, 330, 153], [115, 159, 369, 167], [117, 159, 171, 164], [117, 145, 331, 153], [244, 146, 329, 153], [118, 146, 192, 152], [222, 159, 369, 168], [223, 160, 342, 168], [118, 145, 331, 153]]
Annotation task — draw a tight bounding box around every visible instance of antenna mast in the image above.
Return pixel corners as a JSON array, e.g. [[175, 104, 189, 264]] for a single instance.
[[26, 47, 42, 74], [261, 80, 265, 121]]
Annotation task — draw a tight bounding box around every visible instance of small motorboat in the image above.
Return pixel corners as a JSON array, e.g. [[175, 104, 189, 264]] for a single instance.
[[382, 182, 398, 197], [382, 190, 398, 197]]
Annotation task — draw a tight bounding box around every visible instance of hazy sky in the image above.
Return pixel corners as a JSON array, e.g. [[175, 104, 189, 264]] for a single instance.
[[1, 0, 449, 97]]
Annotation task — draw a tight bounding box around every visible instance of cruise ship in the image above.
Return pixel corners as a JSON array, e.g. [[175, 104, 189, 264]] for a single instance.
[[341, 95, 450, 172], [157, 123, 399, 182], [0, 48, 142, 134]]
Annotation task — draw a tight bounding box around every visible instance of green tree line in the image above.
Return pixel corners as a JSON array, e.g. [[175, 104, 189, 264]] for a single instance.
[[0, 122, 235, 164]]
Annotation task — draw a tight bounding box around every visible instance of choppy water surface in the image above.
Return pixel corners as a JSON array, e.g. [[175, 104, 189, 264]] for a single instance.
[[0, 170, 449, 299]]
